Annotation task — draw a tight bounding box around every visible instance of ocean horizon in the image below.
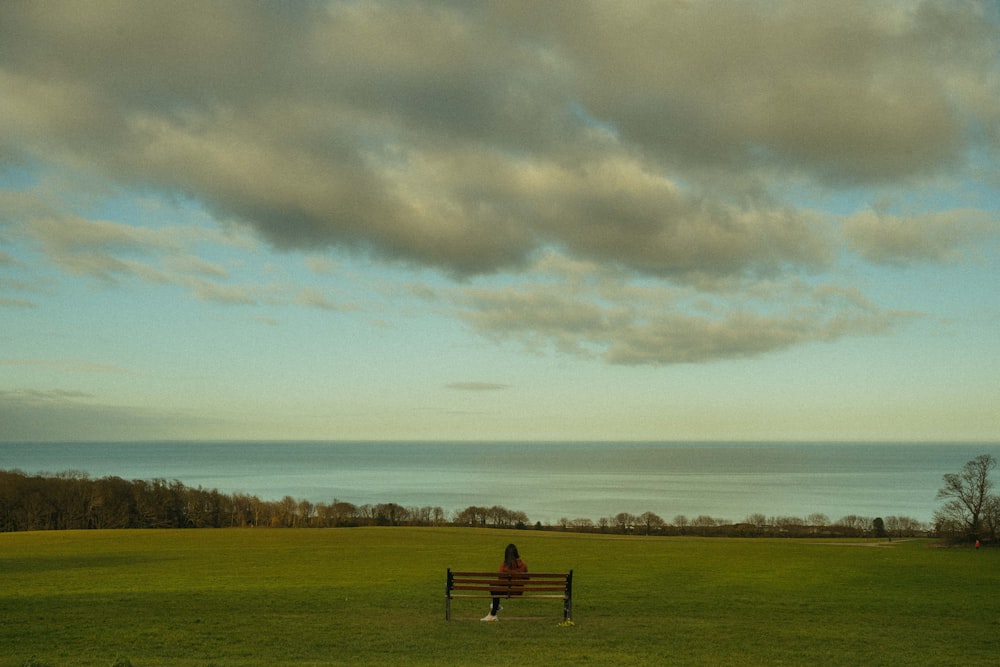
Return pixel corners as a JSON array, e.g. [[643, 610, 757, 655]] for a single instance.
[[3, 440, 999, 525]]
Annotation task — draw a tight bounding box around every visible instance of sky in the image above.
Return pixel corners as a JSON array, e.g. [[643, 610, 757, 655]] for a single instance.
[[1, 0, 999, 443]]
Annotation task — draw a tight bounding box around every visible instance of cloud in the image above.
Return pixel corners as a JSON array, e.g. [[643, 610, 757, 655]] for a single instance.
[[5, 204, 337, 308], [0, 388, 222, 442], [27, 214, 173, 283], [304, 256, 338, 275], [0, 297, 35, 308], [843, 208, 997, 266], [180, 277, 257, 306], [19, 212, 261, 302], [453, 260, 914, 365], [558, 1, 999, 184], [446, 382, 511, 391], [0, 388, 94, 402], [163, 254, 229, 278], [0, 272, 54, 309], [0, 358, 130, 374], [295, 287, 358, 312], [1, 184, 372, 312], [1, 0, 996, 278], [0, 0, 996, 370]]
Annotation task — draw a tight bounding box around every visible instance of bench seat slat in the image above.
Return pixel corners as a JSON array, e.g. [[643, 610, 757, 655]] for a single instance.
[[451, 570, 569, 580], [451, 584, 566, 597], [449, 583, 567, 587], [449, 594, 567, 599], [446, 568, 573, 621]]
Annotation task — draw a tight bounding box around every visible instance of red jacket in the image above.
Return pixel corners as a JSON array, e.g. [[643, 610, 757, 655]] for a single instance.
[[492, 558, 528, 596], [500, 558, 527, 574]]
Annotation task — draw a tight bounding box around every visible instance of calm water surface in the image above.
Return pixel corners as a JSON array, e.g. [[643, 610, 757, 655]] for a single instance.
[[3, 441, 998, 524]]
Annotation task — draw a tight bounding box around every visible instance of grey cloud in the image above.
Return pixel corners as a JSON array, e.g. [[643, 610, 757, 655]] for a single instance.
[[1, 0, 996, 370], [1, 185, 301, 305], [0, 388, 94, 402], [461, 286, 622, 356], [558, 1, 998, 184], [0, 297, 35, 308], [18, 211, 254, 304], [163, 255, 229, 278], [0, 388, 222, 441], [182, 277, 257, 306], [30, 215, 181, 255], [2, 1, 995, 280], [28, 214, 186, 284], [0, 274, 55, 308], [446, 382, 510, 391], [456, 272, 912, 365], [295, 288, 358, 312], [604, 305, 903, 365], [304, 256, 337, 275], [519, 157, 834, 277], [0, 358, 129, 374], [843, 209, 997, 266]]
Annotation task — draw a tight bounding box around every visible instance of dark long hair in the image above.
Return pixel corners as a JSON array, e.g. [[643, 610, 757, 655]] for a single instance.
[[504, 543, 520, 568]]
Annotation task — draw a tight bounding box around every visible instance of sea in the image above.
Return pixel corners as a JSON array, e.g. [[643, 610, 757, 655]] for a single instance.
[[2, 441, 999, 525]]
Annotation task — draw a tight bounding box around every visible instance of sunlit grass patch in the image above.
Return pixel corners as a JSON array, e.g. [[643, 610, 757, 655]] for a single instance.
[[1, 529, 997, 666]]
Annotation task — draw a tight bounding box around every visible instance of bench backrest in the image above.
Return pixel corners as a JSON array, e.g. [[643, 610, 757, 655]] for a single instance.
[[445, 569, 573, 620]]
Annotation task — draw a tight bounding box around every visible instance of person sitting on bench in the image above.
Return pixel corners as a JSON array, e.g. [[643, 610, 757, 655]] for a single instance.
[[482, 543, 527, 622]]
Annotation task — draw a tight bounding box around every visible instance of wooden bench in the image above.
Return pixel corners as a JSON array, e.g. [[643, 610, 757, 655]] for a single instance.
[[445, 568, 573, 621]]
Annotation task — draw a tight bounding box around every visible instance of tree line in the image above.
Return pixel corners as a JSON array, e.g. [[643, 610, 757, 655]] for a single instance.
[[0, 468, 926, 537], [3, 454, 997, 540], [553, 511, 929, 538], [0, 470, 449, 531]]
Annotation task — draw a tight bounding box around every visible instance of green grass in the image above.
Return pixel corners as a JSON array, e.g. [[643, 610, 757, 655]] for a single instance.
[[2, 528, 998, 666]]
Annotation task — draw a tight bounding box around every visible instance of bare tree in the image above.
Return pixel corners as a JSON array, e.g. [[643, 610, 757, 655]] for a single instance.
[[883, 515, 926, 538], [983, 496, 1000, 542], [453, 505, 488, 527], [278, 496, 298, 527], [614, 512, 636, 534], [298, 500, 315, 527], [432, 506, 446, 526], [835, 514, 871, 535], [773, 516, 805, 532], [639, 511, 665, 535], [333, 501, 359, 525], [935, 454, 996, 541]]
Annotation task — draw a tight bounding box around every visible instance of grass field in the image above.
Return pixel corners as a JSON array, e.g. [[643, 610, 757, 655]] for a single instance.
[[2, 528, 998, 666]]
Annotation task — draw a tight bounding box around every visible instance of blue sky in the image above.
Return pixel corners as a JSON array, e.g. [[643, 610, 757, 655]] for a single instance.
[[1, 1, 998, 442]]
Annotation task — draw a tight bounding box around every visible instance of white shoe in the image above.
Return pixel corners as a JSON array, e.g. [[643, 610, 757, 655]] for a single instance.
[[481, 614, 498, 622]]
